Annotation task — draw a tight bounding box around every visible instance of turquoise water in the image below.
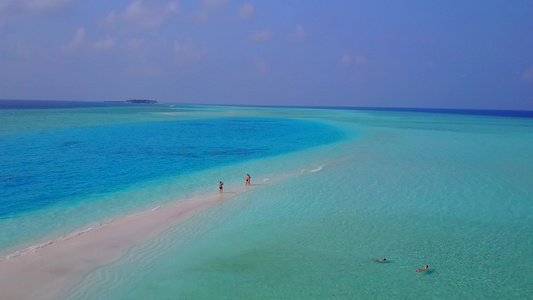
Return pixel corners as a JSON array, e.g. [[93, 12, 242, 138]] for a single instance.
[[0, 104, 343, 253], [1, 103, 532, 299], [0, 117, 341, 216]]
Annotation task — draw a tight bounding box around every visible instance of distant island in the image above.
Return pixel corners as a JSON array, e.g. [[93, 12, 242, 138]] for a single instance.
[[104, 99, 158, 104]]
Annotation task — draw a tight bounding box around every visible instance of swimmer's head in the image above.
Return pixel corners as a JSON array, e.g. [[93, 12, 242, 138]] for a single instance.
[[425, 265, 429, 268], [382, 258, 386, 261]]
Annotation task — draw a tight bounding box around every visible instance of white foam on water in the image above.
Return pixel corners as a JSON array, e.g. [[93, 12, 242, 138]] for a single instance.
[[301, 165, 325, 173], [0, 226, 99, 261]]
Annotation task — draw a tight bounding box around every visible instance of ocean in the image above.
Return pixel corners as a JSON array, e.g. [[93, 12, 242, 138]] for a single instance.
[[1, 100, 532, 299]]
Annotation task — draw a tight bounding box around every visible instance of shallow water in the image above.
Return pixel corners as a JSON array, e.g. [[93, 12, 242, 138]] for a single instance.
[[64, 108, 532, 299], [1, 103, 532, 299]]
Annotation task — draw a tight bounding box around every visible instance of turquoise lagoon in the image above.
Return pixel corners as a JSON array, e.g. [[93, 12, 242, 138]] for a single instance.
[[0, 103, 532, 299]]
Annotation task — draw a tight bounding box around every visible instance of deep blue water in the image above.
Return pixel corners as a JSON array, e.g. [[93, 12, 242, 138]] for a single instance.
[[0, 118, 344, 217], [0, 99, 146, 109], [331, 106, 533, 118]]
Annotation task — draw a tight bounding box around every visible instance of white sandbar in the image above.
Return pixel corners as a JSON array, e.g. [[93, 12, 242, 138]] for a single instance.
[[0, 185, 248, 300]]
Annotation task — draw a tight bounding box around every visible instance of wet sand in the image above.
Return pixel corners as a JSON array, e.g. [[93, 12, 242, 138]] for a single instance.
[[0, 186, 244, 300]]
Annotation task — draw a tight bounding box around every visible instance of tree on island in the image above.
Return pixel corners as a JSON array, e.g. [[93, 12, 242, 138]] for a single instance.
[[125, 99, 158, 104]]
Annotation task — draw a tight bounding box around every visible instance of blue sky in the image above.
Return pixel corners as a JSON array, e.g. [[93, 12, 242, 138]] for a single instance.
[[0, 0, 532, 109]]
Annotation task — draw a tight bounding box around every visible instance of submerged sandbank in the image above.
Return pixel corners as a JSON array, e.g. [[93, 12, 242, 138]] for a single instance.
[[0, 183, 256, 300]]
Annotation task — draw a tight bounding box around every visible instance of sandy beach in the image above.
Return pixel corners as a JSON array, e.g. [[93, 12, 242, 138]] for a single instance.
[[0, 184, 249, 300]]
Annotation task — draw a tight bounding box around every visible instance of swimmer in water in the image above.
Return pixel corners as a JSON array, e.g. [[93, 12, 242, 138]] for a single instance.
[[416, 265, 429, 272], [219, 181, 223, 193], [372, 258, 387, 262]]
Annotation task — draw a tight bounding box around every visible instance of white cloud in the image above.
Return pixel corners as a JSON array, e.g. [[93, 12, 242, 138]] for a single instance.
[[352, 72, 364, 83], [185, 0, 230, 24], [0, 0, 75, 31], [64, 27, 116, 53], [522, 65, 533, 83], [340, 54, 366, 66], [102, 11, 117, 27], [294, 24, 305, 40], [94, 36, 115, 51], [173, 40, 206, 63], [249, 30, 272, 42], [354, 55, 366, 65], [65, 27, 85, 50], [22, 0, 74, 11], [107, 0, 179, 29], [253, 56, 268, 75], [341, 54, 370, 83], [239, 3, 254, 19], [187, 11, 209, 24], [0, 0, 74, 12], [128, 38, 144, 50], [202, 0, 230, 10], [340, 54, 352, 66]]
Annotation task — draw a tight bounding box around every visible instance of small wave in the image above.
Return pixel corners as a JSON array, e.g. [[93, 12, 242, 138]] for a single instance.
[[31, 241, 53, 252], [1, 240, 55, 261], [0, 226, 98, 262], [152, 206, 161, 211], [301, 165, 325, 173], [263, 178, 270, 182], [61, 227, 95, 242]]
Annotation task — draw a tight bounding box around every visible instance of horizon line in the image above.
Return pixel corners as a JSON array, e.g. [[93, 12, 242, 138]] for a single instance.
[[0, 98, 532, 114]]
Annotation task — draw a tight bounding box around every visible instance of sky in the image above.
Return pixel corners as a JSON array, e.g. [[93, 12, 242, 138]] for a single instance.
[[0, 0, 532, 109]]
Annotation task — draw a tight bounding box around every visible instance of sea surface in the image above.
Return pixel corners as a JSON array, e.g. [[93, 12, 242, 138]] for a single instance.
[[1, 100, 532, 299]]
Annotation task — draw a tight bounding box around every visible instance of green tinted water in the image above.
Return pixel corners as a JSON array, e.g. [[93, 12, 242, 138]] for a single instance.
[[60, 108, 533, 299]]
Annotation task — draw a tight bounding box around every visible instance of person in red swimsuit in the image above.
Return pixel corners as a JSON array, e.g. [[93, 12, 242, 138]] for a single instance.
[[246, 174, 251, 185]]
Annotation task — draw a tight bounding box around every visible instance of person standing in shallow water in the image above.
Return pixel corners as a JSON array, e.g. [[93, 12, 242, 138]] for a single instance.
[[246, 174, 251, 186], [219, 181, 223, 193]]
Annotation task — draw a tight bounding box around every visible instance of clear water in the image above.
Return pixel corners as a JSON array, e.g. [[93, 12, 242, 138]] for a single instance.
[[1, 102, 532, 299], [0, 103, 343, 252], [0, 117, 342, 216]]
